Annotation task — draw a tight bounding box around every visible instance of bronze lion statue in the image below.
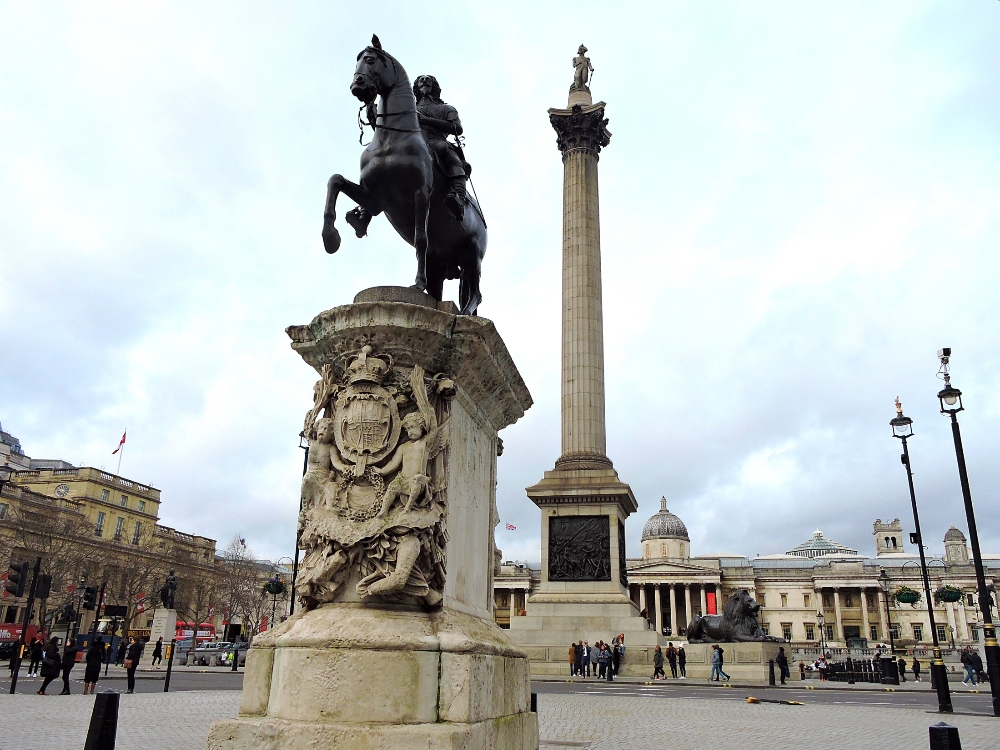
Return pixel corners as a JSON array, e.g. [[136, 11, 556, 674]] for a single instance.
[[685, 589, 784, 643]]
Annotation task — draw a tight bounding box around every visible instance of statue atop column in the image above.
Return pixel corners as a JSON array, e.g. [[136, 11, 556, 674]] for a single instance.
[[571, 44, 593, 93], [159, 570, 178, 609]]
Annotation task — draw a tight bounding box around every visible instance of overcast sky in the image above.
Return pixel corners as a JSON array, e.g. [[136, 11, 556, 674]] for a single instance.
[[2, 2, 999, 565]]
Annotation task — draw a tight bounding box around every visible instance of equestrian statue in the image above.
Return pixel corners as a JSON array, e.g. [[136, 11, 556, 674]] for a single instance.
[[322, 35, 486, 316]]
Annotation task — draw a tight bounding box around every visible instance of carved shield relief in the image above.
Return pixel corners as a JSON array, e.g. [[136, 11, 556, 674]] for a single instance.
[[334, 383, 400, 473]]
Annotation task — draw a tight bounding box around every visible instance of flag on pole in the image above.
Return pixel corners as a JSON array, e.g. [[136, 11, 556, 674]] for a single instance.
[[111, 431, 127, 455], [505, 523, 516, 530]]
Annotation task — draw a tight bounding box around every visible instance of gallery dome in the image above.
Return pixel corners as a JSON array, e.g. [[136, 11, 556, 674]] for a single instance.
[[641, 497, 689, 542], [944, 525, 966, 543]]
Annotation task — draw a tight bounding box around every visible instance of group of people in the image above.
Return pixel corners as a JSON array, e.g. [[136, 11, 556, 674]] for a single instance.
[[568, 634, 626, 680], [960, 647, 985, 686], [20, 634, 156, 695], [651, 642, 687, 680]]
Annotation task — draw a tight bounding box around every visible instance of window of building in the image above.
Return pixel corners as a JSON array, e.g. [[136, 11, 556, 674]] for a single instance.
[[870, 625, 878, 641], [889, 624, 900, 640], [845, 593, 854, 608], [4, 606, 18, 623], [95, 512, 106, 537], [120, 495, 128, 508], [781, 623, 793, 641], [936, 625, 946, 643], [823, 593, 833, 608], [866, 593, 876, 610], [912, 624, 923, 641], [805, 624, 815, 641], [100, 489, 110, 502], [132, 522, 141, 545], [780, 594, 787, 608], [761, 623, 769, 635], [803, 594, 811, 608], [967, 594, 975, 607], [825, 625, 834, 641], [114, 516, 125, 541], [0, 503, 7, 520], [138, 500, 146, 513], [972, 627, 980, 642]]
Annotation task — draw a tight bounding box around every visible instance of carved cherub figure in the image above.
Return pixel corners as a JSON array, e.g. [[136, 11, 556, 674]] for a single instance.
[[301, 418, 351, 512], [374, 411, 445, 517]]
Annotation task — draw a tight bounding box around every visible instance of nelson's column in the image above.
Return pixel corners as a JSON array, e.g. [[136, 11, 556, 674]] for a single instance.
[[509, 46, 661, 675]]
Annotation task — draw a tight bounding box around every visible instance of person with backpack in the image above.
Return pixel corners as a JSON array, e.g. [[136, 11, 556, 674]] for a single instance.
[[665, 642, 678, 678], [710, 644, 730, 681], [36, 637, 61, 695]]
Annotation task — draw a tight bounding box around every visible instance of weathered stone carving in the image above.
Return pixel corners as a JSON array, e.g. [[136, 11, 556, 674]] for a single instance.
[[548, 515, 611, 581], [549, 104, 611, 156], [297, 345, 454, 608], [686, 589, 785, 643]]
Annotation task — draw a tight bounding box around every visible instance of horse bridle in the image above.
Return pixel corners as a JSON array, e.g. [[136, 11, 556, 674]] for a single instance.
[[356, 50, 422, 142]]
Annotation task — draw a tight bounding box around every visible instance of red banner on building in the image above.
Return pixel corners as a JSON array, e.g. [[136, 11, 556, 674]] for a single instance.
[[706, 591, 717, 615]]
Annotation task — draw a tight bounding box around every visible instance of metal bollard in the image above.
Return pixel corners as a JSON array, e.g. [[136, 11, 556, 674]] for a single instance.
[[163, 638, 176, 693], [768, 659, 776, 686], [530, 692, 537, 713], [84, 692, 120, 750], [231, 647, 239, 672], [928, 722, 962, 750]]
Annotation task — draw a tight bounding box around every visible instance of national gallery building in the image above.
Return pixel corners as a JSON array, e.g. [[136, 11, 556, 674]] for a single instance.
[[494, 498, 999, 650]]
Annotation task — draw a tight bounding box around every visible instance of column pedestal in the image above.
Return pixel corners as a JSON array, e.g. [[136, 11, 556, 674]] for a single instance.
[[141, 609, 176, 671]]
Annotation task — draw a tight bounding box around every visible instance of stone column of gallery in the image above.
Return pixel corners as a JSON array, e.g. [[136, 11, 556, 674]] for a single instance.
[[509, 48, 660, 678]]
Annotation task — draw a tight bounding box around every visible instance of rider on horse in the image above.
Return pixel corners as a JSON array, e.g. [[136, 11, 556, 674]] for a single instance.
[[414, 75, 470, 222]]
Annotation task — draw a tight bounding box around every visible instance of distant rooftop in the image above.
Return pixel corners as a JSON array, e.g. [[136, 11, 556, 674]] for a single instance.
[[787, 529, 858, 558]]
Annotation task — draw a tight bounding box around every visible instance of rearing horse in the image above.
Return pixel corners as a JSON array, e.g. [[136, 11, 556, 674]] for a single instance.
[[322, 36, 487, 316]]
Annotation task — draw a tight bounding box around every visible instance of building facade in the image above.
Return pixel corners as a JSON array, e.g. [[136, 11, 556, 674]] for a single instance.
[[495, 500, 999, 651]]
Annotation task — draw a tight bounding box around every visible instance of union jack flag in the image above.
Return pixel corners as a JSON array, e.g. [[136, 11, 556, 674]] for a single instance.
[[505, 523, 516, 531]]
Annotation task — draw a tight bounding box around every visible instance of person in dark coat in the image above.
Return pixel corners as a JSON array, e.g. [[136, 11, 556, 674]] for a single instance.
[[666, 643, 678, 678], [897, 656, 907, 682], [573, 641, 583, 677], [678, 645, 687, 678], [116, 638, 128, 667], [652, 645, 665, 680], [27, 637, 43, 677], [124, 636, 144, 694], [83, 637, 105, 695], [37, 637, 62, 694], [151, 637, 164, 668], [59, 638, 79, 695], [604, 644, 615, 681], [776, 646, 790, 685], [912, 657, 921, 682], [567, 644, 577, 676]]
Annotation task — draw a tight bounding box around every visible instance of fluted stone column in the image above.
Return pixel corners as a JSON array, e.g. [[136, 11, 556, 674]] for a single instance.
[[655, 585, 664, 635], [861, 588, 870, 641], [700, 586, 707, 617], [668, 585, 678, 636], [639, 585, 647, 618], [684, 585, 692, 632], [877, 588, 890, 641], [833, 589, 843, 642], [510, 588, 517, 621]]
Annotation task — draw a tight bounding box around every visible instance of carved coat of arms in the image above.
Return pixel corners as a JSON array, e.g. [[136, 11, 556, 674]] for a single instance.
[[296, 345, 453, 608]]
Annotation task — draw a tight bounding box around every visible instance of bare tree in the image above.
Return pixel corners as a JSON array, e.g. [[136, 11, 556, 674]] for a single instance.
[[177, 572, 220, 659]]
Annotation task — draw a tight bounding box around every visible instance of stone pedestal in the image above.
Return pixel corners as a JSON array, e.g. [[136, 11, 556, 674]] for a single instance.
[[208, 290, 537, 750], [141, 608, 176, 670], [681, 642, 784, 683]]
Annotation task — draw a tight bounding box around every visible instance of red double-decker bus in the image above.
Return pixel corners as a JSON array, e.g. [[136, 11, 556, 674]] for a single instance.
[[175, 621, 216, 644]]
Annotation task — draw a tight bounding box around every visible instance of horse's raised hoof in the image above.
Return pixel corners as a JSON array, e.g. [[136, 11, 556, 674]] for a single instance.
[[322, 215, 341, 254]]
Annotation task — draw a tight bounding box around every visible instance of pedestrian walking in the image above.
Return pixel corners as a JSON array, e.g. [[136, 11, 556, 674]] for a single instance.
[[597, 643, 608, 679], [678, 645, 686, 678], [37, 636, 62, 695], [960, 648, 977, 686], [970, 651, 985, 683], [115, 638, 128, 667], [897, 656, 907, 683], [580, 641, 590, 677], [912, 657, 921, 682], [82, 637, 105, 695], [567, 643, 577, 676], [590, 640, 600, 678], [574, 641, 584, 677], [710, 644, 730, 681], [604, 644, 615, 682], [666, 642, 678, 678], [124, 636, 143, 694], [151, 637, 163, 668], [776, 646, 789, 685], [27, 637, 43, 677], [652, 645, 665, 680], [59, 638, 79, 695]]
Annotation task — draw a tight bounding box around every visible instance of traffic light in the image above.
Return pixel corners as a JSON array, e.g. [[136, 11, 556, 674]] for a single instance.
[[35, 574, 52, 600], [82, 585, 98, 610], [60, 603, 76, 623], [5, 561, 27, 598]]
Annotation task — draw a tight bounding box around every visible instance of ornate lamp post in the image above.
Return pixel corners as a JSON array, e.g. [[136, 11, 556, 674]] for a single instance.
[[879, 568, 896, 655], [263, 575, 286, 633], [889, 399, 952, 712], [817, 610, 826, 655], [937, 348, 1000, 716], [288, 431, 309, 617]]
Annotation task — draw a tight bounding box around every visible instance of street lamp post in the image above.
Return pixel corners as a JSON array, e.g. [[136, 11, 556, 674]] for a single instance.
[[936, 348, 1000, 717], [288, 432, 309, 617], [817, 611, 826, 656], [889, 399, 952, 713], [879, 568, 897, 655]]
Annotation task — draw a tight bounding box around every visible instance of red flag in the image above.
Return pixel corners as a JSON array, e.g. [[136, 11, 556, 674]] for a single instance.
[[505, 523, 516, 530], [111, 431, 126, 455]]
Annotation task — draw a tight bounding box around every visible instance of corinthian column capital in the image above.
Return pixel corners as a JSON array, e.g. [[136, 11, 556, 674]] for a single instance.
[[548, 103, 612, 158]]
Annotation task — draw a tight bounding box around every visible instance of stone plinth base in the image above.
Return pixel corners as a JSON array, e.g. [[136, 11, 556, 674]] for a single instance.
[[141, 608, 176, 671], [681, 642, 784, 683], [510, 597, 660, 678], [208, 605, 538, 750]]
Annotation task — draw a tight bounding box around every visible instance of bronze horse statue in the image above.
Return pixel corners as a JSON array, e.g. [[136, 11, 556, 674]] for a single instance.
[[322, 36, 486, 316]]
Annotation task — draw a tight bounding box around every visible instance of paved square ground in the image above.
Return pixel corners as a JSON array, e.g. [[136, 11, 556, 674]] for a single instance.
[[1, 688, 994, 750]]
